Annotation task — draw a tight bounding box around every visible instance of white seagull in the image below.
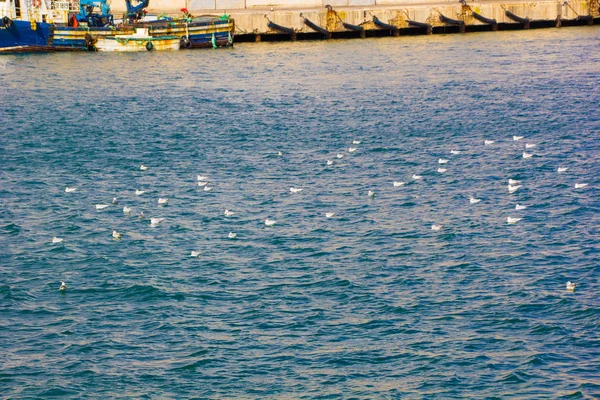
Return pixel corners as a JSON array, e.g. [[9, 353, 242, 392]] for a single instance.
[[515, 204, 527, 210], [326, 160, 334, 166], [158, 198, 168, 205], [522, 152, 533, 159], [525, 143, 536, 149], [95, 204, 109, 210], [368, 190, 375, 198], [197, 175, 209, 181], [112, 230, 122, 240], [52, 236, 64, 244], [509, 179, 521, 185], [224, 209, 235, 217], [197, 181, 208, 187], [557, 167, 568, 173], [190, 251, 200, 258], [277, 151, 283, 156], [507, 217, 522, 224], [290, 187, 303, 194], [437, 168, 447, 173], [393, 181, 406, 187], [65, 187, 77, 193], [336, 153, 344, 159], [265, 219, 276, 227], [412, 174, 422, 180], [438, 158, 449, 164], [450, 150, 461, 155], [469, 196, 481, 204], [112, 197, 118, 204], [574, 183, 588, 189], [140, 165, 148, 171], [484, 140, 495, 146], [59, 281, 67, 292], [513, 135, 523, 141], [348, 147, 357, 153], [431, 224, 443, 231], [566, 281, 576, 291], [203, 186, 213, 192], [325, 212, 336, 218], [352, 140, 361, 145], [135, 190, 145, 196], [123, 206, 132, 215], [508, 185, 522, 194], [228, 232, 237, 239], [150, 218, 164, 226]]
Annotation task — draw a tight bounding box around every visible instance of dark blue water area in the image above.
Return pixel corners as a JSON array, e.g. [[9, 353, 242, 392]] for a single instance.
[[1, 26, 599, 398]]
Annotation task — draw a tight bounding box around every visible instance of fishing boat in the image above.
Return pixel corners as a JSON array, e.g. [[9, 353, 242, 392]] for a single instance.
[[0, 0, 234, 52], [95, 27, 179, 51]]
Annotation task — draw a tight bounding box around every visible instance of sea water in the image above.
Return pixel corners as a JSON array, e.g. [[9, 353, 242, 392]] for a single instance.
[[1, 26, 599, 398]]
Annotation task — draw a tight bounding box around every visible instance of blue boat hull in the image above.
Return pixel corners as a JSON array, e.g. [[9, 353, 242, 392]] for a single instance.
[[0, 19, 56, 52]]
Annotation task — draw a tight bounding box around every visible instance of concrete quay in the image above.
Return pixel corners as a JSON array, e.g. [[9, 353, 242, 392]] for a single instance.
[[114, 0, 600, 40]]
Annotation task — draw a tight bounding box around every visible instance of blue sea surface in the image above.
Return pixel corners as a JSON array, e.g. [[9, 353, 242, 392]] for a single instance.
[[1, 26, 599, 398]]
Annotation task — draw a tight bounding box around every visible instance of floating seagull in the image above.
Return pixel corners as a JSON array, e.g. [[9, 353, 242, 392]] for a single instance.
[[277, 151, 283, 156], [513, 135, 524, 141], [574, 183, 588, 189], [515, 204, 527, 210], [123, 206, 132, 215], [469, 196, 481, 204], [336, 153, 344, 159], [65, 187, 77, 193], [95, 204, 109, 210], [228, 232, 237, 239], [450, 150, 461, 155], [522, 152, 533, 159], [203, 186, 213, 192], [352, 140, 361, 145], [393, 181, 406, 187], [412, 174, 422, 180], [348, 147, 357, 153], [557, 167, 568, 173], [139, 211, 145, 220], [508, 184, 522, 194], [484, 140, 495, 145], [431, 224, 443, 231], [265, 219, 276, 227], [197, 175, 209, 181], [507, 217, 522, 224], [437, 168, 447, 173], [325, 212, 336, 218], [158, 198, 168, 205], [197, 181, 208, 187], [150, 218, 164, 226], [190, 251, 200, 258], [525, 143, 536, 149], [112, 197, 118, 204], [59, 281, 67, 292], [290, 187, 303, 194], [224, 209, 235, 217], [368, 190, 375, 197], [326, 160, 334, 166], [438, 158, 449, 164], [140, 165, 148, 171], [566, 281, 576, 291], [112, 230, 122, 240], [508, 179, 521, 185], [52, 236, 63, 244], [135, 190, 145, 196]]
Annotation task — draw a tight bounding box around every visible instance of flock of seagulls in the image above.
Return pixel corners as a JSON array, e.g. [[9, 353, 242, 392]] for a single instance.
[[51, 133, 589, 294]]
